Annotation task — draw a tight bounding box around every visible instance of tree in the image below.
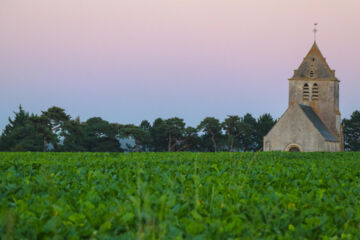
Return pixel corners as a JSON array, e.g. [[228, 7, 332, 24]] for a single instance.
[[139, 120, 152, 151], [41, 106, 70, 129], [0, 106, 49, 151], [30, 114, 56, 152], [198, 117, 222, 152], [343, 111, 360, 151], [119, 124, 150, 152], [83, 117, 122, 152], [222, 115, 242, 152], [41, 106, 71, 151], [179, 126, 201, 152], [60, 117, 87, 152], [164, 117, 186, 152], [150, 118, 168, 152], [238, 113, 258, 151], [256, 113, 276, 151], [140, 120, 151, 131]]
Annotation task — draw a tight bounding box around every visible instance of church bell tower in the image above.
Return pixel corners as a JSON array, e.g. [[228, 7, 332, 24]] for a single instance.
[[288, 31, 343, 146], [264, 24, 344, 152]]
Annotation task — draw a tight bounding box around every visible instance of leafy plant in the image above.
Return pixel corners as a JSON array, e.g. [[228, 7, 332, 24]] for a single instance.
[[1, 152, 360, 239]]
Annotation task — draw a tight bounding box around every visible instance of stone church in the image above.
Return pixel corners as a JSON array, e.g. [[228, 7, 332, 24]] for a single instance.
[[264, 41, 344, 152]]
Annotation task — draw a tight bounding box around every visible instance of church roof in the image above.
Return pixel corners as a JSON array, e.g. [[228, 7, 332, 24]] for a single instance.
[[299, 104, 338, 142], [291, 42, 336, 80]]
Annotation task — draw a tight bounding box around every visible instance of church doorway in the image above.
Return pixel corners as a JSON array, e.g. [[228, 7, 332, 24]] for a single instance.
[[285, 144, 303, 152], [289, 146, 300, 152]]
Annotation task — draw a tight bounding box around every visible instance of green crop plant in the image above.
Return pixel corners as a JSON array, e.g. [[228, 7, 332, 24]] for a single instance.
[[1, 152, 360, 239]]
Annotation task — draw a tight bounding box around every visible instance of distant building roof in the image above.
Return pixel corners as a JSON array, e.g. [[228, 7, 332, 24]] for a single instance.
[[299, 104, 338, 142]]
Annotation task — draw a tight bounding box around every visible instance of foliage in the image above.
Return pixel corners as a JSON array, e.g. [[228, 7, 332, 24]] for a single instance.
[[3, 105, 360, 152], [1, 152, 360, 239], [234, 113, 257, 151], [164, 117, 186, 152], [149, 118, 168, 152], [342, 111, 360, 151], [0, 106, 52, 152], [222, 115, 242, 152], [255, 113, 277, 150], [82, 117, 122, 152], [0, 106, 278, 152], [60, 118, 87, 152], [119, 124, 150, 152], [41, 106, 71, 151], [198, 117, 222, 152], [181, 127, 202, 152]]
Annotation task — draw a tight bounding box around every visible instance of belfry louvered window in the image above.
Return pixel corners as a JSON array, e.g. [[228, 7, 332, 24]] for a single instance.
[[303, 83, 310, 101], [310, 71, 314, 78], [312, 83, 319, 100]]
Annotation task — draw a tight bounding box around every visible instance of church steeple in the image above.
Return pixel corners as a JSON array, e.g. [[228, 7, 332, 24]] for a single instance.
[[290, 42, 336, 80], [264, 27, 343, 152], [288, 34, 341, 145]]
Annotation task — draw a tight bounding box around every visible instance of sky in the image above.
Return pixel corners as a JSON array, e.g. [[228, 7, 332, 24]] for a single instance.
[[1, 0, 360, 130]]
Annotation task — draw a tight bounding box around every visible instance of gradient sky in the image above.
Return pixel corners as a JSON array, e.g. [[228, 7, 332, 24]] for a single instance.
[[1, 0, 360, 130]]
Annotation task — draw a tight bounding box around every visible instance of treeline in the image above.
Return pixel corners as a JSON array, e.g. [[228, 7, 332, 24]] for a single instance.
[[1, 106, 360, 152], [0, 106, 276, 152]]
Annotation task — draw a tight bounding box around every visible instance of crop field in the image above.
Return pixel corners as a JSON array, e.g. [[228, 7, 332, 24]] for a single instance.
[[1, 152, 360, 239]]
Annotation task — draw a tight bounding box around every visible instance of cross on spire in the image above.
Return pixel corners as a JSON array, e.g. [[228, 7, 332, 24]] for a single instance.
[[313, 23, 318, 42]]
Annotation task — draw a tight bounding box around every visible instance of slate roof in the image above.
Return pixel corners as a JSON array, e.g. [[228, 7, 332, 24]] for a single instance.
[[299, 104, 338, 142]]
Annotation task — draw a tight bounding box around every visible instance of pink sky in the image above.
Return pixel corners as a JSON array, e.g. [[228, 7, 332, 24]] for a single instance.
[[1, 0, 360, 128]]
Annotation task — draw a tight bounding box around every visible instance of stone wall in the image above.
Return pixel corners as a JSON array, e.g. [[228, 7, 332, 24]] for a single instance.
[[288, 79, 340, 138], [264, 104, 341, 152]]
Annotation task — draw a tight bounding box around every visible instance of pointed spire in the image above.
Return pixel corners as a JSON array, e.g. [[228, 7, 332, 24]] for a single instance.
[[291, 41, 336, 80], [306, 41, 323, 58]]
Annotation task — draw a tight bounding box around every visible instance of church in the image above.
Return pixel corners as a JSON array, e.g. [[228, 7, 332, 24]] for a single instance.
[[263, 39, 344, 152]]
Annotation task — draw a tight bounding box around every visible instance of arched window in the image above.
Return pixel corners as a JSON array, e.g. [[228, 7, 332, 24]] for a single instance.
[[312, 83, 319, 100], [303, 83, 309, 101], [310, 71, 314, 78]]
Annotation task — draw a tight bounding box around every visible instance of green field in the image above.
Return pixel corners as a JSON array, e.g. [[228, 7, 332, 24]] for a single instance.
[[1, 152, 360, 239]]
